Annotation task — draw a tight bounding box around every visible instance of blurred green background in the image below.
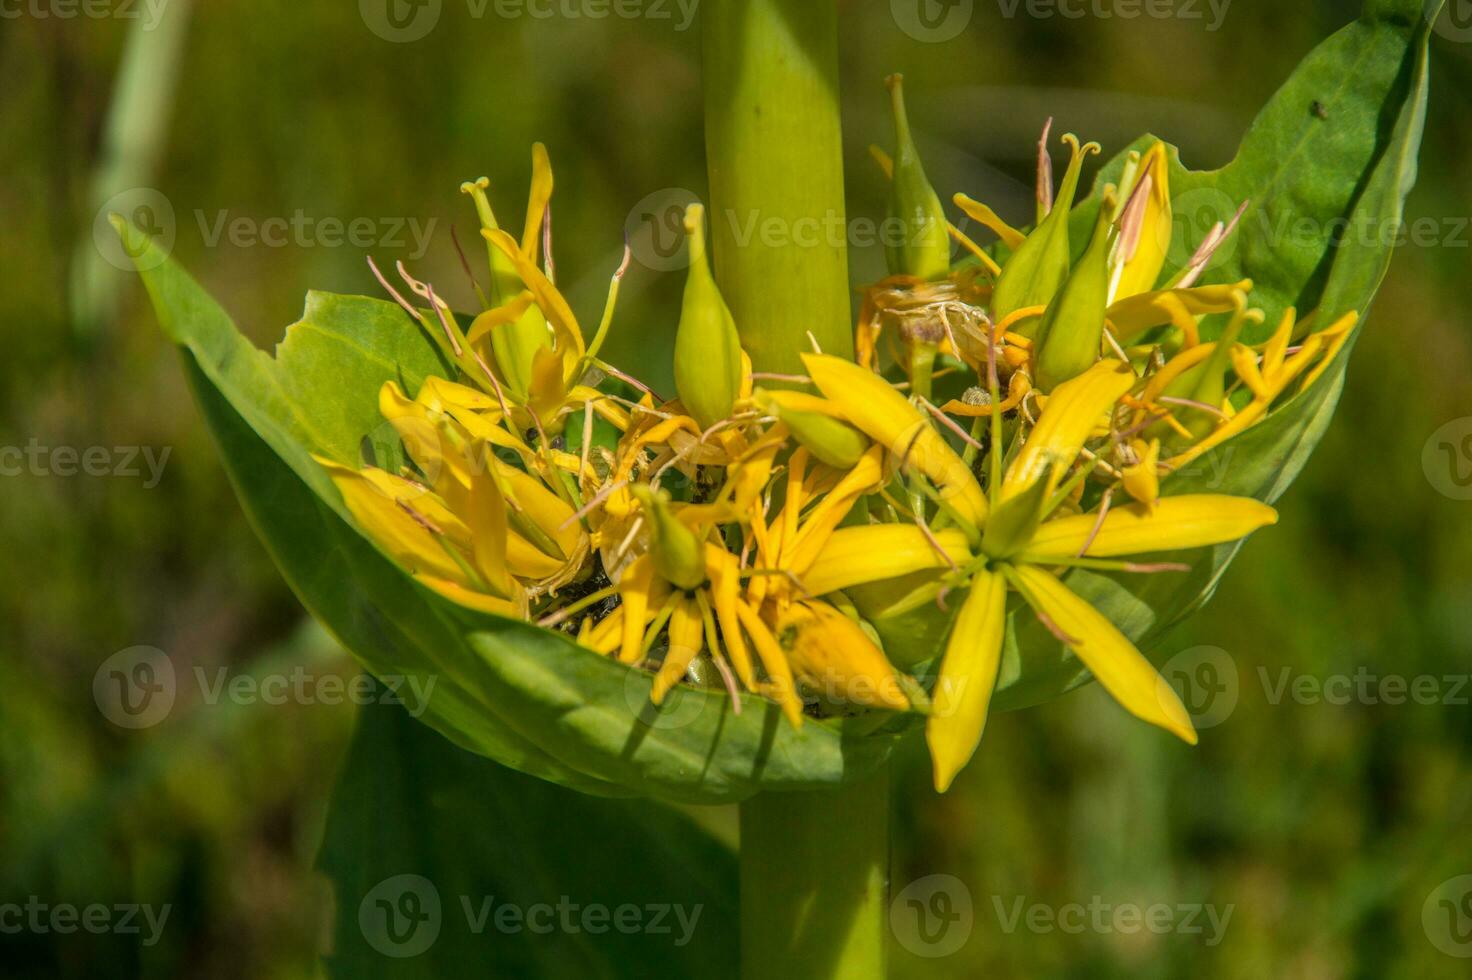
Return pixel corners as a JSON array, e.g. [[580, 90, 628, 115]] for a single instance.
[[3, 0, 1470, 976]]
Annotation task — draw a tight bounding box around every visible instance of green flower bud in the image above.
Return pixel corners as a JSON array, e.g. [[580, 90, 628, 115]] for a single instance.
[[674, 204, 743, 431], [992, 134, 1099, 332], [751, 389, 870, 469], [630, 484, 706, 591], [1032, 199, 1114, 393], [884, 75, 951, 282]]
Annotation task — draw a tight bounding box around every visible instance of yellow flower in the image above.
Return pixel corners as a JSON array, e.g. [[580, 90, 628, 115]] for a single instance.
[[923, 362, 1279, 791]]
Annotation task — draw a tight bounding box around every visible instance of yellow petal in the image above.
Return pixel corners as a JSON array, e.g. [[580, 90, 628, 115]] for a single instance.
[[775, 601, 910, 711], [1001, 359, 1134, 502], [734, 600, 804, 727], [419, 576, 526, 618], [1021, 495, 1277, 560], [618, 554, 657, 665], [652, 595, 705, 704], [1110, 142, 1172, 302], [952, 193, 1026, 250], [466, 291, 537, 347], [318, 459, 467, 583], [467, 465, 517, 597], [499, 465, 582, 557], [707, 544, 754, 688], [1011, 565, 1196, 743], [1106, 280, 1250, 342], [484, 228, 585, 379], [416, 376, 506, 414], [802, 353, 987, 529], [801, 524, 970, 596], [786, 446, 886, 574], [521, 142, 553, 258], [927, 568, 1008, 793], [1120, 438, 1161, 512]]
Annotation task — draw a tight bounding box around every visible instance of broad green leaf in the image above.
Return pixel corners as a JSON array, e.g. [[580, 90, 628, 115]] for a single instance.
[[124, 226, 897, 804], [320, 689, 737, 978]]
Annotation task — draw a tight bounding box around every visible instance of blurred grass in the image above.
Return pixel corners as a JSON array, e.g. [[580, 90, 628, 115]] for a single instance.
[[1, 0, 1469, 976]]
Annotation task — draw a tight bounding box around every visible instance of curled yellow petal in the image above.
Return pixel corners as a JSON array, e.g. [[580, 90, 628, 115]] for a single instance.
[[927, 568, 1008, 793], [1011, 565, 1196, 744], [952, 193, 1025, 250], [467, 464, 517, 597], [521, 142, 553, 258], [1105, 280, 1250, 343], [1021, 495, 1277, 560]]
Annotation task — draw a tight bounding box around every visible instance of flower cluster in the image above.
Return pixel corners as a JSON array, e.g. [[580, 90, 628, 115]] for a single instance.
[[321, 79, 1354, 791]]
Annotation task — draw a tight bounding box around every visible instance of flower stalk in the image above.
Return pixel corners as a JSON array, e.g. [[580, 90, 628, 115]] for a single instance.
[[702, 2, 886, 976]]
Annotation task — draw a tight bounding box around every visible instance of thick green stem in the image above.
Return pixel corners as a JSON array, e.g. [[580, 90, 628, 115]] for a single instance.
[[738, 767, 890, 980], [702, 0, 854, 374], [702, 3, 886, 976]]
